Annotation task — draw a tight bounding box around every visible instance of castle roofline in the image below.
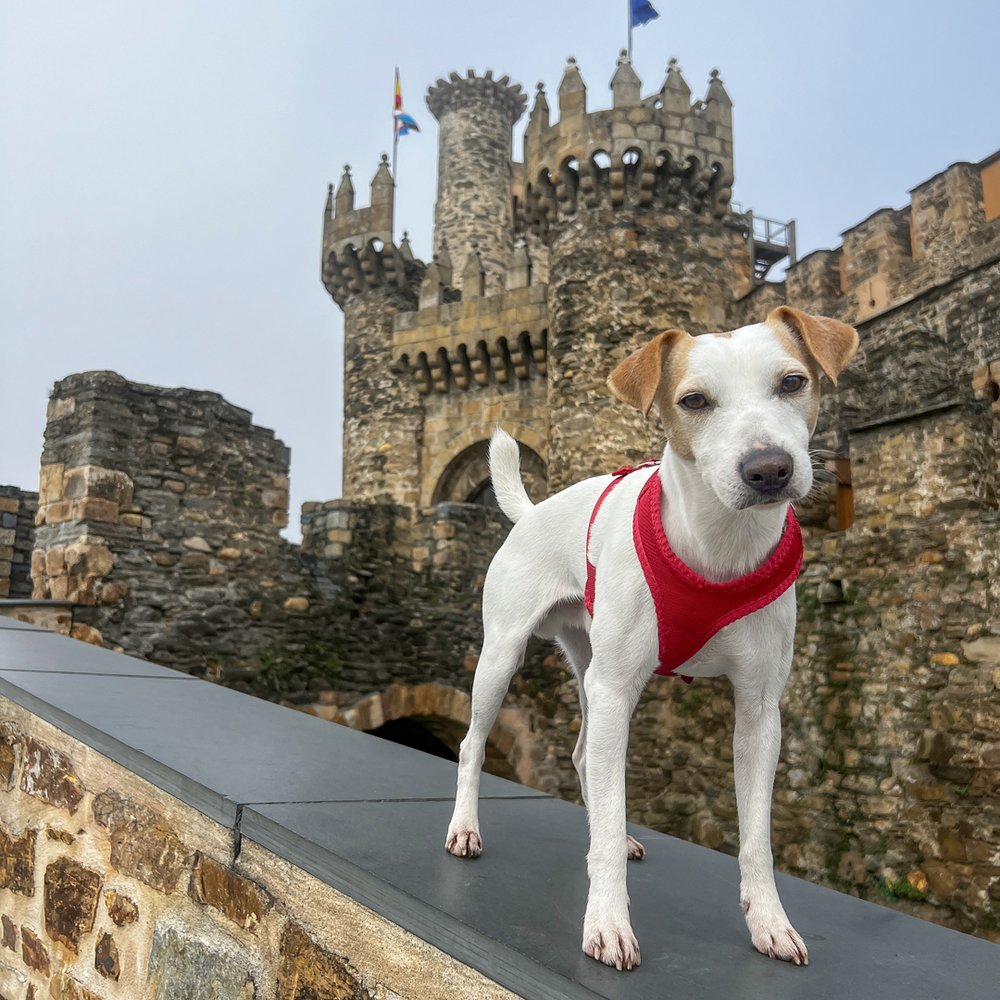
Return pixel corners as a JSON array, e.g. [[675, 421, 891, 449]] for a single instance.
[[425, 69, 526, 124], [978, 147, 1000, 170], [839, 204, 904, 239]]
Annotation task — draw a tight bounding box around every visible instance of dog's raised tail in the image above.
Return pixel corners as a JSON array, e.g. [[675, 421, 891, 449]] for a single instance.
[[489, 428, 534, 523]]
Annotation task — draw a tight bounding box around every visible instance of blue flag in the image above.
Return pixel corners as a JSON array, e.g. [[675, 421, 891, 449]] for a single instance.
[[631, 0, 659, 27], [394, 111, 420, 138]]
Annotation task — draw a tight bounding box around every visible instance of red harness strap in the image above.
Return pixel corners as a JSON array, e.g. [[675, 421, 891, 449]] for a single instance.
[[584, 465, 804, 680], [583, 464, 656, 617]]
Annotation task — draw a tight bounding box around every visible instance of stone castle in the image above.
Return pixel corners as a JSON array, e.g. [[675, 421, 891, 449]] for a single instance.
[[2, 53, 999, 940]]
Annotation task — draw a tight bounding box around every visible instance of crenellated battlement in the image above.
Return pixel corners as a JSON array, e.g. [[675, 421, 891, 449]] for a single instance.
[[322, 157, 396, 260], [784, 155, 1000, 323], [521, 54, 735, 238], [391, 281, 548, 395], [426, 69, 527, 126]]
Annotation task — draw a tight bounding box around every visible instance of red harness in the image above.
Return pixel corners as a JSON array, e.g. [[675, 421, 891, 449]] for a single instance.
[[584, 465, 803, 679]]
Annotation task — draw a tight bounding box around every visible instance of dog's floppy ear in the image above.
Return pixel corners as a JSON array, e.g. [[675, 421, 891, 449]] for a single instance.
[[607, 329, 690, 416], [767, 306, 859, 387]]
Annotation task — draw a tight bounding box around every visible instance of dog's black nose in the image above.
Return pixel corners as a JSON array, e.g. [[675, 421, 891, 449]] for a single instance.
[[740, 448, 794, 495]]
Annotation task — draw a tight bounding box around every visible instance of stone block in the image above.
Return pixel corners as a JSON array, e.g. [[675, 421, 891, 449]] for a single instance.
[[38, 464, 65, 506], [20, 738, 83, 814], [45, 546, 66, 576], [262, 488, 289, 509], [47, 396, 76, 421], [104, 891, 138, 927], [21, 926, 49, 975], [49, 973, 103, 1000], [188, 853, 271, 933], [70, 498, 119, 523], [283, 597, 310, 614], [63, 543, 114, 579], [146, 923, 255, 1000], [177, 435, 204, 452], [92, 791, 191, 893], [277, 922, 372, 1000], [62, 465, 134, 507], [1, 913, 16, 950], [70, 624, 104, 647], [44, 500, 73, 524], [94, 931, 120, 980], [961, 636, 1000, 664], [43, 857, 101, 952], [0, 824, 35, 895], [182, 536, 213, 553]]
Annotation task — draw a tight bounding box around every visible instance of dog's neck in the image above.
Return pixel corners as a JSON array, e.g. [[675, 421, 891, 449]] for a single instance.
[[659, 447, 790, 584]]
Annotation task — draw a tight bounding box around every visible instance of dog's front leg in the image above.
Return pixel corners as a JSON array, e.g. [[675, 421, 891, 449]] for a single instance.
[[732, 685, 808, 965], [580, 668, 643, 970]]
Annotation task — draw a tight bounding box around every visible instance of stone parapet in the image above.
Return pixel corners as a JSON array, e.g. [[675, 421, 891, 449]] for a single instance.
[[322, 158, 395, 258], [782, 155, 1000, 325], [522, 55, 735, 239], [0, 485, 37, 599]]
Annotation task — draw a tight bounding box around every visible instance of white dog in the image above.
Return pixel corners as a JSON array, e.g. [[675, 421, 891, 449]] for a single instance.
[[445, 307, 859, 970]]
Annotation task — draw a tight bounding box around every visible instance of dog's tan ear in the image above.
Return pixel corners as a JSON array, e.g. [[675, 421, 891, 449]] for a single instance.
[[607, 329, 689, 416], [767, 306, 859, 387]]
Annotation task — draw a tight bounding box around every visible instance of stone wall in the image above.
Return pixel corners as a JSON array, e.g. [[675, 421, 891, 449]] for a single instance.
[[0, 487, 37, 599], [0, 700, 517, 1000]]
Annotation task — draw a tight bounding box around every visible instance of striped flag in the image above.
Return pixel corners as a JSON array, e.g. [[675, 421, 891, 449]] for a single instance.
[[393, 68, 420, 138]]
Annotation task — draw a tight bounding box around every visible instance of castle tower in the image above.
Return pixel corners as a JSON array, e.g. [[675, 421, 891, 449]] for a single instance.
[[321, 158, 426, 504], [524, 54, 752, 489], [426, 70, 527, 295]]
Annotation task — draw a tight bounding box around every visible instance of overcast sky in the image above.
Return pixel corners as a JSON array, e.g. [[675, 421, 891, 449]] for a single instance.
[[2, 1, 997, 540]]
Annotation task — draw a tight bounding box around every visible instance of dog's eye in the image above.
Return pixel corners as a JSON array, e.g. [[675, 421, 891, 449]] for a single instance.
[[679, 393, 710, 411], [780, 374, 808, 395]]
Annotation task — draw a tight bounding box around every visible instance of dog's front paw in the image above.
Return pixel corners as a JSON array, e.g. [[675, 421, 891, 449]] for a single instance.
[[626, 834, 645, 860], [742, 900, 808, 965], [582, 922, 641, 971], [445, 826, 483, 858]]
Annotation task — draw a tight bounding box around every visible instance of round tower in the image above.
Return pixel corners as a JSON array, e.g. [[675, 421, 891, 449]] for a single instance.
[[523, 53, 752, 489], [321, 158, 426, 504], [426, 70, 527, 295]]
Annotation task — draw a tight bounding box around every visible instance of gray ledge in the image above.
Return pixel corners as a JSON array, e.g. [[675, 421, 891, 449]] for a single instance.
[[1, 625, 997, 999]]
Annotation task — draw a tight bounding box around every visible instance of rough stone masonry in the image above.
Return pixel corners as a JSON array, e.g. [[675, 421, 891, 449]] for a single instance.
[[5, 54, 1000, 941]]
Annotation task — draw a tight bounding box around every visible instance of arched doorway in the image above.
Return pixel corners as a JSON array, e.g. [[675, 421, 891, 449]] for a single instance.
[[333, 683, 535, 785], [365, 714, 517, 781], [431, 439, 547, 508]]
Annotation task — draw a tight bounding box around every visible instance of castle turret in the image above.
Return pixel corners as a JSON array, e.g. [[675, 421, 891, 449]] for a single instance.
[[426, 70, 527, 295], [321, 157, 426, 504], [522, 54, 749, 488]]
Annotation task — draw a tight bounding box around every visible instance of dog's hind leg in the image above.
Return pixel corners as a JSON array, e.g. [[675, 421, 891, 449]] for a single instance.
[[445, 627, 527, 858], [558, 628, 645, 861]]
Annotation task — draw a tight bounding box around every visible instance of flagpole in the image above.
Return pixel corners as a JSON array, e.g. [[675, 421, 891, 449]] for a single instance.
[[627, 0, 633, 60], [391, 66, 399, 242]]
